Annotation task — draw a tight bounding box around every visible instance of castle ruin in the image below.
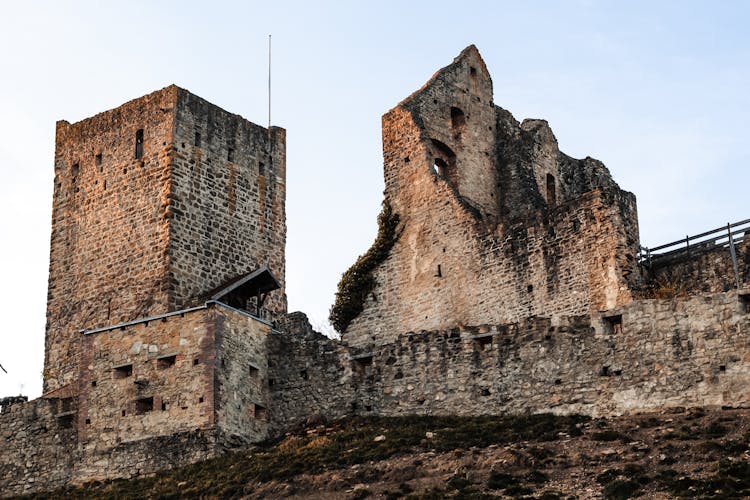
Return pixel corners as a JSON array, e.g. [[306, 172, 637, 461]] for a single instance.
[[1, 46, 748, 496]]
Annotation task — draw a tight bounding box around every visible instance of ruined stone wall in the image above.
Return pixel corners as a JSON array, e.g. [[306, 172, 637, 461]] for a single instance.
[[170, 89, 287, 317], [347, 140, 637, 348], [0, 398, 216, 496], [345, 189, 636, 349], [214, 307, 272, 445], [645, 237, 750, 295], [399, 47, 498, 218], [77, 307, 217, 450], [341, 46, 638, 348], [46, 86, 177, 392], [0, 398, 76, 495], [268, 313, 352, 432], [72, 430, 217, 487], [347, 290, 750, 418]]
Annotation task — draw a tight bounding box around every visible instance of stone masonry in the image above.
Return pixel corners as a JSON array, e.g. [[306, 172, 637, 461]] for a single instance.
[[341, 46, 639, 349], [46, 85, 286, 394], [1, 46, 748, 496]]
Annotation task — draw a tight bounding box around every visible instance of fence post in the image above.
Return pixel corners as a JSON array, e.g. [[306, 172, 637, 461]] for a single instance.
[[728, 223, 741, 290]]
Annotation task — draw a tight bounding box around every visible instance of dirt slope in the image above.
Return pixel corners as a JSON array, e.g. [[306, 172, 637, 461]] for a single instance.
[[19, 408, 750, 499]]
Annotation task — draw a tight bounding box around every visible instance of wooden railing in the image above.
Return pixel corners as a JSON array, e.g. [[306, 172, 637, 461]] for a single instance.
[[638, 218, 749, 289]]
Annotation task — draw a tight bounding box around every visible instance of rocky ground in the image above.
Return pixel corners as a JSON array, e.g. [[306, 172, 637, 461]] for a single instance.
[[19, 407, 750, 499]]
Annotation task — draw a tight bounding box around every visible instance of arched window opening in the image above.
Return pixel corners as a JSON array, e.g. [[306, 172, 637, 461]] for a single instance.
[[430, 139, 458, 189], [546, 173, 557, 207], [450, 107, 466, 133], [433, 158, 448, 176]]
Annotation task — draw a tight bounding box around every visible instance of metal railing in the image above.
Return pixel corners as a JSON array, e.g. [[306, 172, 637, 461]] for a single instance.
[[638, 218, 750, 290]]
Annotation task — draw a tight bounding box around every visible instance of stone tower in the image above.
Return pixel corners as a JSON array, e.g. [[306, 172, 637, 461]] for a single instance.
[[44, 86, 286, 392]]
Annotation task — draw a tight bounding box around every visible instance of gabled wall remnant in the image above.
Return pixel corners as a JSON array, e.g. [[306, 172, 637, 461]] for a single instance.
[[338, 45, 639, 348]]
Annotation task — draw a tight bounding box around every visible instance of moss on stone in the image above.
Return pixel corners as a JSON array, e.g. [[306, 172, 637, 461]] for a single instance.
[[329, 201, 400, 333]]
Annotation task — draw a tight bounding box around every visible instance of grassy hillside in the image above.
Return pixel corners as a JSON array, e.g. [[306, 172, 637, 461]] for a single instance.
[[17, 408, 750, 499]]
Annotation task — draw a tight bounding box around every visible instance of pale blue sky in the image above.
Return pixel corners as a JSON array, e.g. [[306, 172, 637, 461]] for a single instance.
[[1, 1, 748, 398]]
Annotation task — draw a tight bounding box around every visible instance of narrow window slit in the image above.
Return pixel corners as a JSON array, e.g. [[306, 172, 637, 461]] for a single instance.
[[546, 173, 556, 207], [135, 129, 144, 159], [450, 107, 466, 133]]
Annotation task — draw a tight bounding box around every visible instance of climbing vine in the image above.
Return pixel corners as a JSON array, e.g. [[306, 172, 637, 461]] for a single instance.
[[329, 201, 401, 333]]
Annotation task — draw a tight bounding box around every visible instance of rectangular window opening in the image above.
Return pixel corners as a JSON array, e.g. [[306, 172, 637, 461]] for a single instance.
[[253, 403, 268, 421], [259, 162, 265, 176], [113, 364, 133, 379], [193, 358, 200, 366], [600, 366, 610, 377], [95, 153, 102, 166], [135, 129, 144, 159], [60, 397, 74, 414], [351, 355, 373, 374], [157, 355, 177, 369], [249, 363, 260, 377], [58, 414, 75, 429], [603, 314, 623, 335], [473, 335, 493, 351], [135, 397, 154, 415], [227, 148, 234, 162], [740, 294, 750, 314], [194, 131, 201, 147]]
